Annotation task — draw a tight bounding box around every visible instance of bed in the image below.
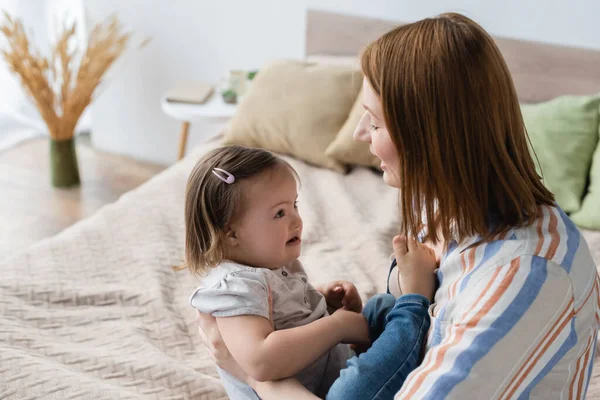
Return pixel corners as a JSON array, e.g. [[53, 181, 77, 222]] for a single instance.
[[2, 9, 600, 400]]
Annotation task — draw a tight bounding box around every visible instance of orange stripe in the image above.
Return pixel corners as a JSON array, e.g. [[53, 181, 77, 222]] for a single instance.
[[447, 251, 467, 301], [500, 297, 573, 399], [569, 344, 584, 400], [398, 260, 518, 399], [596, 275, 600, 324], [596, 274, 600, 324], [398, 268, 500, 399], [446, 231, 509, 306], [570, 330, 595, 399], [544, 208, 560, 259], [458, 264, 506, 322], [500, 297, 574, 400], [449, 247, 476, 299], [575, 278, 599, 314], [445, 232, 509, 317], [464, 248, 476, 284], [534, 210, 546, 256], [575, 330, 595, 398]]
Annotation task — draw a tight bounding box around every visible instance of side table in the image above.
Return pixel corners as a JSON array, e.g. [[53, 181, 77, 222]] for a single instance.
[[161, 93, 237, 160]]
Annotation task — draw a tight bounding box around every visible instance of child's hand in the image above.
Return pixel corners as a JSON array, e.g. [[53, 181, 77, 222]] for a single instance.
[[393, 235, 437, 301], [317, 280, 362, 313], [332, 309, 370, 345]]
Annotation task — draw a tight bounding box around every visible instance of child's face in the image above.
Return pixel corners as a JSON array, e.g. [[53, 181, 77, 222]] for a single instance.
[[228, 164, 302, 269]]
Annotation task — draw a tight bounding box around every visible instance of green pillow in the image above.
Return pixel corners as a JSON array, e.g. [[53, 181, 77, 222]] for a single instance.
[[522, 95, 600, 214], [571, 113, 600, 229]]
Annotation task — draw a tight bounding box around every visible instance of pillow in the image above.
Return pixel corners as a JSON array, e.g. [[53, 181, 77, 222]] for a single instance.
[[305, 54, 360, 69], [522, 96, 600, 214], [325, 88, 381, 169], [571, 108, 600, 229], [223, 60, 362, 172]]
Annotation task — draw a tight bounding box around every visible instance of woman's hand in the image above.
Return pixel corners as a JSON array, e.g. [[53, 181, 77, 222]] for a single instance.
[[393, 235, 438, 301], [197, 284, 277, 386], [197, 311, 249, 383], [317, 280, 363, 313]]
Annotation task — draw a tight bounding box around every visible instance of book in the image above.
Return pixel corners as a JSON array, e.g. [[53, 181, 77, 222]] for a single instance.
[[165, 82, 214, 104]]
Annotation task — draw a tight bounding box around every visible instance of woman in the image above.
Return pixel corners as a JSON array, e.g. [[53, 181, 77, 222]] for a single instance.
[[198, 13, 599, 399]]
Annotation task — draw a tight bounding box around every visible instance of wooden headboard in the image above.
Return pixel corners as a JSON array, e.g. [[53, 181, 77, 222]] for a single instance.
[[306, 9, 600, 103]]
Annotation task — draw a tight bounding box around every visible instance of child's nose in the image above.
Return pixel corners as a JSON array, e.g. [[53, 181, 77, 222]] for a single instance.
[[292, 214, 302, 230]]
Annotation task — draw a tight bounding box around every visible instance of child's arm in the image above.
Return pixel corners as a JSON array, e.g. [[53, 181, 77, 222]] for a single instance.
[[216, 309, 368, 382]]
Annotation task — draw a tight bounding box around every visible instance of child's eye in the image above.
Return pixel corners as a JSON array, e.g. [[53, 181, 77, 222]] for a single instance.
[[370, 124, 380, 131], [275, 210, 285, 219]]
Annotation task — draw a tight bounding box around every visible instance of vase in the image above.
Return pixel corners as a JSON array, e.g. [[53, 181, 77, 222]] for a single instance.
[[49, 137, 80, 188]]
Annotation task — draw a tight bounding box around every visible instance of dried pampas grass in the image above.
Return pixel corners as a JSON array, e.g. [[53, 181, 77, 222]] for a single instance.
[[0, 12, 133, 140]]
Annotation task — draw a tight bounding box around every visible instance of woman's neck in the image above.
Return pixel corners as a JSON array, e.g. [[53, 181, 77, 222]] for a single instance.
[[423, 226, 447, 264]]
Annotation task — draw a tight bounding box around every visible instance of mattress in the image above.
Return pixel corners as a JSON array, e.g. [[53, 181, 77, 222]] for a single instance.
[[1, 140, 599, 399]]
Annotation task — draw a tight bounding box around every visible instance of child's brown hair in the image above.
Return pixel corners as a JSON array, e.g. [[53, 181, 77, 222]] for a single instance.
[[182, 145, 297, 275]]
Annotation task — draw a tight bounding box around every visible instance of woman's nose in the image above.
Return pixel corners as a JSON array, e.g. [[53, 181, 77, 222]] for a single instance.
[[353, 112, 371, 143]]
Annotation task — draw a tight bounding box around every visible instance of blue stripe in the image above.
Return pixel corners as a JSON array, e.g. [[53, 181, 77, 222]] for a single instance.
[[517, 319, 577, 399], [437, 268, 444, 288], [583, 330, 598, 398], [437, 241, 459, 287], [422, 256, 548, 400], [444, 240, 458, 262], [459, 239, 505, 293], [430, 307, 446, 347], [557, 207, 580, 273]]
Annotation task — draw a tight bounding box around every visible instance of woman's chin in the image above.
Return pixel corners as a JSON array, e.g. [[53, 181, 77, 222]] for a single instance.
[[382, 171, 400, 188]]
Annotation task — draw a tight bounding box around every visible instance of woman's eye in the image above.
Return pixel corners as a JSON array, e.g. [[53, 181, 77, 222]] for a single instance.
[[370, 124, 379, 131], [294, 201, 298, 209], [275, 210, 285, 218]]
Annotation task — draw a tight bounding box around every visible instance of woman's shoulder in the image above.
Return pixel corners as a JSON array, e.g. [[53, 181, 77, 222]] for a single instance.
[[485, 205, 597, 306], [446, 206, 597, 330], [511, 205, 588, 271], [450, 205, 593, 292]]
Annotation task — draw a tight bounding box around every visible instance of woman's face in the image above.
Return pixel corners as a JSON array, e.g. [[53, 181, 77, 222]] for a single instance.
[[353, 78, 401, 188]]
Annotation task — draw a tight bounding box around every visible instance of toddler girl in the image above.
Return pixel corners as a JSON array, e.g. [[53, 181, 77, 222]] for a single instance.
[[184, 145, 436, 399]]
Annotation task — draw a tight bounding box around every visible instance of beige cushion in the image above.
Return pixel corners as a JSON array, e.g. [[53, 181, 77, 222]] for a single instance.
[[326, 89, 381, 169], [223, 60, 362, 172], [305, 54, 360, 69]]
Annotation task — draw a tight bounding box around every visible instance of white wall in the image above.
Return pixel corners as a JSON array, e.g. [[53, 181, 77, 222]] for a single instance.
[[86, 0, 600, 165], [0, 0, 89, 150]]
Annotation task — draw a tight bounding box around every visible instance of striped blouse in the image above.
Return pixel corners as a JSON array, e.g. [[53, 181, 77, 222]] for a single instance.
[[395, 205, 599, 399]]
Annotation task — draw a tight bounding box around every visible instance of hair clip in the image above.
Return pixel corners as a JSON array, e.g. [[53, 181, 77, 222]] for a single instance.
[[212, 168, 235, 184]]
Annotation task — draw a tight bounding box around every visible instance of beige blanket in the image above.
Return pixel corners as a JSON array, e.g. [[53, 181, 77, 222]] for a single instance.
[[2, 140, 600, 399]]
